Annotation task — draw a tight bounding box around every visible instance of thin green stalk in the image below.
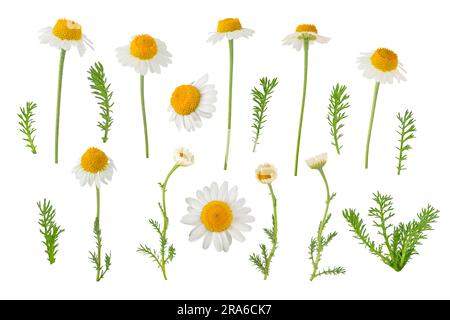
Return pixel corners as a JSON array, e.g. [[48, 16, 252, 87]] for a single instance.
[[364, 81, 380, 169], [263, 183, 278, 280], [140, 75, 149, 159], [294, 39, 309, 176], [160, 164, 179, 280], [310, 168, 330, 281], [95, 187, 101, 282], [223, 39, 234, 170], [54, 49, 66, 164]]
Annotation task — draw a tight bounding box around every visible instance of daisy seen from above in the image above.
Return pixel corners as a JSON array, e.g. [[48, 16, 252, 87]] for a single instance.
[[208, 18, 254, 170], [73, 147, 116, 282], [182, 182, 254, 252], [357, 48, 406, 169], [283, 24, 330, 176], [169, 74, 217, 132], [116, 34, 172, 158], [39, 18, 93, 164]]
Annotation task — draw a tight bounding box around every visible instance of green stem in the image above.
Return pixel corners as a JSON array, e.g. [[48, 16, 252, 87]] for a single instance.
[[365, 81, 380, 169], [160, 164, 179, 280], [310, 168, 331, 281], [334, 134, 341, 155], [54, 49, 66, 164], [140, 75, 149, 159], [263, 183, 278, 280], [294, 39, 309, 176], [96, 187, 101, 282], [223, 40, 234, 171]]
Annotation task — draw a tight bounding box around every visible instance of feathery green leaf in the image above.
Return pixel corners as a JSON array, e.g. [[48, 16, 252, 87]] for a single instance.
[[18, 102, 38, 154], [396, 110, 416, 175], [37, 199, 64, 264], [327, 84, 350, 155]]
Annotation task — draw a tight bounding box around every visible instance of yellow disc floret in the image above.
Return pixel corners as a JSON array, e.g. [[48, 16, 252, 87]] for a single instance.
[[257, 173, 272, 181], [201, 201, 233, 232], [296, 24, 318, 33], [370, 48, 398, 72], [52, 19, 82, 41], [217, 18, 242, 33], [130, 35, 158, 60], [171, 85, 201, 115], [81, 147, 109, 174]]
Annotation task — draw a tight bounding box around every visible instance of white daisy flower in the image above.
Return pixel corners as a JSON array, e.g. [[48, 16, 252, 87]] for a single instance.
[[207, 18, 254, 44], [169, 74, 217, 132], [116, 34, 172, 75], [283, 24, 330, 51], [255, 164, 278, 184], [306, 153, 327, 170], [357, 48, 406, 84], [39, 18, 93, 56], [73, 147, 115, 188], [181, 182, 254, 252], [174, 148, 194, 167]]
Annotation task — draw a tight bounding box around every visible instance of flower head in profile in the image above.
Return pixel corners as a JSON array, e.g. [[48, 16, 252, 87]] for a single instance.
[[39, 18, 93, 56], [207, 18, 254, 44], [283, 24, 329, 51], [255, 164, 278, 184], [73, 147, 115, 188], [169, 74, 217, 131], [116, 34, 172, 75], [181, 182, 254, 252], [357, 48, 406, 84], [174, 148, 194, 167], [306, 153, 327, 170]]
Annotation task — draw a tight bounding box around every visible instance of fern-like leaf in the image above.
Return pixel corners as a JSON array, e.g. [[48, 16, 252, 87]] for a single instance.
[[18, 101, 38, 154], [251, 77, 279, 152], [88, 62, 114, 143], [37, 199, 64, 264], [327, 84, 350, 155], [396, 110, 416, 175]]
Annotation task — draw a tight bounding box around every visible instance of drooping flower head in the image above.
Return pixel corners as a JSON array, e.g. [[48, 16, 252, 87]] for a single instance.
[[255, 164, 278, 184], [357, 48, 406, 84], [306, 153, 327, 170], [174, 148, 194, 167], [283, 23, 330, 51], [181, 182, 254, 252], [207, 18, 254, 44], [116, 34, 172, 75], [39, 18, 93, 56], [73, 147, 115, 188], [169, 75, 217, 131]]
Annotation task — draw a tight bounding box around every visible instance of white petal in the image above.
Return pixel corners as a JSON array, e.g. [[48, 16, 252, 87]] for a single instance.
[[186, 198, 203, 210], [203, 232, 213, 249], [232, 222, 252, 232], [220, 232, 230, 252], [213, 233, 223, 251], [181, 214, 200, 225], [189, 224, 207, 241], [228, 227, 245, 242], [219, 182, 228, 201], [210, 182, 219, 200]]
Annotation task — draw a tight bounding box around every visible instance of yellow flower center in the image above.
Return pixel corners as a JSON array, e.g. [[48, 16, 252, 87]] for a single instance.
[[201, 201, 233, 232], [52, 19, 82, 41], [370, 48, 398, 72], [81, 147, 109, 174], [257, 173, 272, 181], [296, 24, 318, 33], [171, 85, 201, 115], [217, 18, 242, 33], [130, 35, 158, 60]]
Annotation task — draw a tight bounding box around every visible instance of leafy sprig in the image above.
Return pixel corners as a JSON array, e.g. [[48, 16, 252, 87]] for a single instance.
[[396, 110, 416, 175], [89, 217, 111, 281], [251, 77, 279, 152], [37, 199, 64, 264], [88, 62, 114, 143], [18, 101, 38, 154], [343, 192, 439, 272], [327, 84, 350, 155]]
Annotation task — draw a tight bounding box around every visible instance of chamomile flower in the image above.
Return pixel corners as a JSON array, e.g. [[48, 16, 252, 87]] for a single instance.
[[306, 153, 327, 170], [116, 34, 172, 75], [208, 18, 254, 170], [169, 75, 217, 132], [207, 18, 254, 44], [174, 147, 194, 167], [73, 147, 115, 188], [116, 34, 172, 158], [182, 182, 254, 252], [282, 24, 330, 51], [39, 18, 93, 56], [255, 164, 278, 184], [283, 24, 329, 176], [39, 18, 93, 164], [357, 48, 406, 84]]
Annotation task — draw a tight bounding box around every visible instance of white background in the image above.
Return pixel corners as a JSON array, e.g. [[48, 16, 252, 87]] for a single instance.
[[0, 0, 448, 300]]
